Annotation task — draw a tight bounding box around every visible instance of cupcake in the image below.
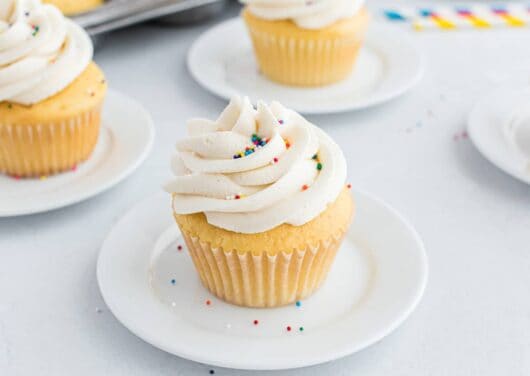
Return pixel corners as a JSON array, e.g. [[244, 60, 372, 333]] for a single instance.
[[43, 0, 103, 15], [240, 0, 370, 87], [165, 96, 354, 307], [0, 0, 107, 177]]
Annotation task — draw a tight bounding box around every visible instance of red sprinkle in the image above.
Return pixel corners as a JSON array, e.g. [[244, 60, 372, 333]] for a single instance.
[[177, 245, 183, 251], [286, 326, 292, 332], [301, 184, 309, 191], [273, 157, 279, 163], [346, 183, 352, 189], [278, 120, 284, 125], [71, 165, 77, 171], [253, 320, 259, 325], [206, 300, 211, 306], [235, 194, 241, 200]]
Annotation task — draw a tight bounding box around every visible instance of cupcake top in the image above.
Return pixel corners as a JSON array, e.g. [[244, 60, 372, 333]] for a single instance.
[[165, 96, 347, 234], [240, 0, 365, 29], [0, 0, 92, 105]]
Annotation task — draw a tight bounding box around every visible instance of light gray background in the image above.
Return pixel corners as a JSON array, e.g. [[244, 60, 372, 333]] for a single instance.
[[1, 2, 530, 375]]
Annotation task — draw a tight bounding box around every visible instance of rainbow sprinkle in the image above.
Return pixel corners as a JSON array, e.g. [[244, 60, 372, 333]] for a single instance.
[[31, 25, 40, 37], [233, 134, 268, 159], [312, 154, 323, 171], [383, 4, 530, 30], [225, 194, 244, 200]]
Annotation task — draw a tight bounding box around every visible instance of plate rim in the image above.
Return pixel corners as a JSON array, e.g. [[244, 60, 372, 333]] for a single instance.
[[0, 89, 155, 217], [97, 190, 428, 371], [187, 18, 424, 115], [467, 86, 530, 186]]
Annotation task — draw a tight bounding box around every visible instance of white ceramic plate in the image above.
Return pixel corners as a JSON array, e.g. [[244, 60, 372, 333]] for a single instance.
[[187, 18, 424, 114], [97, 191, 428, 370], [0, 90, 155, 217], [468, 86, 530, 185]]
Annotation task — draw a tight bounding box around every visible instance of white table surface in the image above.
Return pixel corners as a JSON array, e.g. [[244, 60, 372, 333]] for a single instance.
[[1, 3, 530, 375]]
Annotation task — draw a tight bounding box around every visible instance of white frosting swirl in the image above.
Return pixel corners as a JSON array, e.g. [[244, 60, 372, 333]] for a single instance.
[[241, 0, 365, 29], [0, 0, 92, 105], [165, 96, 347, 234]]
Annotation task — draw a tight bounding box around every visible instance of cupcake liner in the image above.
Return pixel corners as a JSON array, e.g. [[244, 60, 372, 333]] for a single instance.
[[0, 104, 102, 177], [180, 228, 346, 308], [243, 10, 369, 87]]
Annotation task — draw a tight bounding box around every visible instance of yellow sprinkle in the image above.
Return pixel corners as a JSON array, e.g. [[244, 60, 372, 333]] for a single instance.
[[432, 16, 456, 29], [468, 16, 490, 28], [40, 175, 47, 180], [503, 15, 525, 27], [413, 22, 424, 31]]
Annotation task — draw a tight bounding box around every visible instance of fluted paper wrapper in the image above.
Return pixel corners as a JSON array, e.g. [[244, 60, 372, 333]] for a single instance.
[[243, 12, 367, 87], [180, 227, 346, 308], [0, 104, 102, 177]]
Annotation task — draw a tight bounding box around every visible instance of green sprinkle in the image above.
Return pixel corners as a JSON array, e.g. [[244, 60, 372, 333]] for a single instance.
[[312, 154, 318, 160], [299, 327, 304, 332], [316, 163, 323, 171]]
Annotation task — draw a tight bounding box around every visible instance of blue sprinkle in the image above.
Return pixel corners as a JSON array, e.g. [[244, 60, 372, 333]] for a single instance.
[[295, 301, 301, 307], [383, 10, 406, 21], [420, 9, 432, 17], [171, 279, 176, 285]]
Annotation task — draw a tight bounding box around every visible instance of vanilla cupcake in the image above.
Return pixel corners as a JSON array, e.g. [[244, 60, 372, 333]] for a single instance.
[[43, 0, 103, 15], [241, 0, 370, 87], [0, 0, 107, 177], [165, 97, 354, 308]]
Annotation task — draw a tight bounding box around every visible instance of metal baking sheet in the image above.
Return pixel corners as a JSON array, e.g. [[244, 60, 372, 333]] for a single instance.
[[72, 0, 227, 35]]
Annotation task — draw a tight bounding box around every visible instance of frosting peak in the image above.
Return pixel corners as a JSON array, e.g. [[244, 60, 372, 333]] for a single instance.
[[165, 96, 347, 234], [0, 0, 92, 105], [240, 0, 365, 29]]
